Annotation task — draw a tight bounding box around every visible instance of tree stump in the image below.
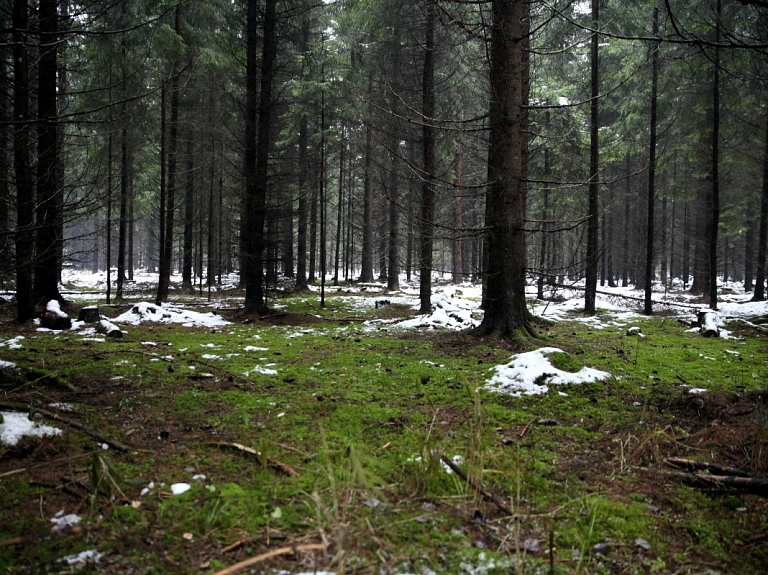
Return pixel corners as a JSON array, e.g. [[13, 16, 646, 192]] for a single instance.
[[78, 306, 100, 323], [41, 300, 72, 330]]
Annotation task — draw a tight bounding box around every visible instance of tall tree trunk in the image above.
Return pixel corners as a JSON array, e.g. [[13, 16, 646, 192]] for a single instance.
[[0, 11, 8, 284], [584, 0, 599, 315], [183, 136, 194, 288], [157, 5, 182, 304], [477, 0, 532, 337], [116, 121, 128, 300], [244, 0, 277, 314], [708, 0, 721, 309], [334, 133, 345, 285], [34, 0, 62, 305], [644, 6, 659, 315], [359, 74, 375, 283], [419, 2, 436, 313], [157, 84, 167, 293], [452, 139, 464, 285], [295, 113, 310, 290], [13, 0, 34, 322], [752, 112, 768, 301]]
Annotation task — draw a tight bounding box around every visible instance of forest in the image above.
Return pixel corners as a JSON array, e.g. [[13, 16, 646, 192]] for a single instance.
[[0, 0, 766, 327], [1, 1, 768, 574]]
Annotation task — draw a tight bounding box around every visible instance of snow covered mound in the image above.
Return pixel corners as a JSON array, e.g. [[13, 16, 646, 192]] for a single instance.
[[394, 285, 482, 331], [113, 302, 230, 328], [485, 347, 611, 396]]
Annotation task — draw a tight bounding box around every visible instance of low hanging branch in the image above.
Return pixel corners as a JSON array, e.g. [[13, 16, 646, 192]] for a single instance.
[[0, 401, 130, 452]]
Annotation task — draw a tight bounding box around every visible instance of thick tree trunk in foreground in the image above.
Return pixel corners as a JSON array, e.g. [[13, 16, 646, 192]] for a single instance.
[[419, 3, 435, 314], [13, 0, 35, 322], [34, 0, 63, 305], [476, 0, 532, 337], [584, 0, 599, 315], [243, 0, 276, 314]]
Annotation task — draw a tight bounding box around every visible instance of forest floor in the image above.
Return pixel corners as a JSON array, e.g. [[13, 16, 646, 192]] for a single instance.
[[1, 277, 767, 574]]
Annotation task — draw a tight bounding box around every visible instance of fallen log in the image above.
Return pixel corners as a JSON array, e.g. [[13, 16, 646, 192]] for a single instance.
[[665, 457, 751, 478]]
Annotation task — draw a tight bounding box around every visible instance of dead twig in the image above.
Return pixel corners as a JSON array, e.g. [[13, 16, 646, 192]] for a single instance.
[[213, 543, 326, 575], [209, 442, 300, 477], [439, 454, 512, 515]]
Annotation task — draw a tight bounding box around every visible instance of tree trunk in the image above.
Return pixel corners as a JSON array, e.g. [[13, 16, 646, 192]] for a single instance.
[[157, 84, 167, 295], [0, 14, 8, 284], [295, 112, 310, 290], [477, 0, 532, 337], [752, 111, 768, 301], [116, 120, 128, 300], [419, 1, 436, 313], [644, 6, 659, 316], [157, 5, 182, 305], [334, 133, 345, 285], [34, 0, 62, 305], [708, 0, 721, 310], [584, 0, 599, 315], [359, 74, 375, 283], [243, 0, 277, 314], [12, 0, 34, 322], [183, 136, 194, 288]]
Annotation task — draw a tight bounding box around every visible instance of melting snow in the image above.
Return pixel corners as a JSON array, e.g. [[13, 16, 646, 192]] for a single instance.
[[59, 549, 103, 566], [0, 336, 25, 349], [486, 347, 611, 396], [1, 411, 62, 445], [113, 302, 229, 328], [50, 510, 81, 531]]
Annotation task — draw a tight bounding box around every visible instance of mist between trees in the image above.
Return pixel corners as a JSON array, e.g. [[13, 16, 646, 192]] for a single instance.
[[0, 0, 766, 335]]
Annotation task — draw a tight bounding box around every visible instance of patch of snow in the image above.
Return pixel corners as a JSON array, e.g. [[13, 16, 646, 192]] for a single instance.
[[201, 354, 222, 360], [1, 411, 62, 445], [46, 299, 68, 318], [485, 347, 611, 396], [171, 483, 191, 495], [689, 388, 708, 394], [113, 301, 229, 328], [244, 345, 269, 351], [0, 360, 16, 369], [245, 365, 278, 376], [0, 336, 25, 349], [59, 549, 103, 567], [50, 510, 81, 531]]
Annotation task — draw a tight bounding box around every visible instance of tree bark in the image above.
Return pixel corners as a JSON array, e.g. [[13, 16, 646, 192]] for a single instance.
[[752, 112, 768, 301], [476, 0, 532, 337], [584, 0, 599, 315], [12, 0, 35, 322], [243, 0, 277, 314], [183, 136, 194, 288], [708, 0, 722, 310], [644, 6, 659, 316], [419, 2, 436, 313], [34, 0, 62, 305]]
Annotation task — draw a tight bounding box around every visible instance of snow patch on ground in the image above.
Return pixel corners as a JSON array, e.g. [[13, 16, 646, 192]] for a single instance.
[[485, 347, 611, 396], [113, 302, 229, 328], [1, 411, 62, 445], [0, 336, 25, 349]]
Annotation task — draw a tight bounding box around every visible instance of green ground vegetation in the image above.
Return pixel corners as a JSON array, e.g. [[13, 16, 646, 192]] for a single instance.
[[0, 289, 766, 574]]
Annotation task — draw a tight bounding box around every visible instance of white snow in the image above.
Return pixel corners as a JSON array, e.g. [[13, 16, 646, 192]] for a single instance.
[[0, 360, 16, 369], [50, 510, 81, 531], [0, 336, 25, 349], [485, 347, 611, 396], [171, 483, 191, 495], [59, 549, 103, 566], [1, 411, 62, 445], [46, 299, 68, 318], [113, 301, 229, 328]]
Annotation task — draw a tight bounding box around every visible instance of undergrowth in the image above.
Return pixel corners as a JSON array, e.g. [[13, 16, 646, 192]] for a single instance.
[[0, 291, 766, 574]]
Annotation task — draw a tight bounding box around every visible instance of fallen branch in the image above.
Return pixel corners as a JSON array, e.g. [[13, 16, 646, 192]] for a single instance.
[[439, 454, 512, 515], [213, 543, 326, 575], [0, 401, 130, 452], [209, 442, 299, 477], [665, 457, 751, 477]]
